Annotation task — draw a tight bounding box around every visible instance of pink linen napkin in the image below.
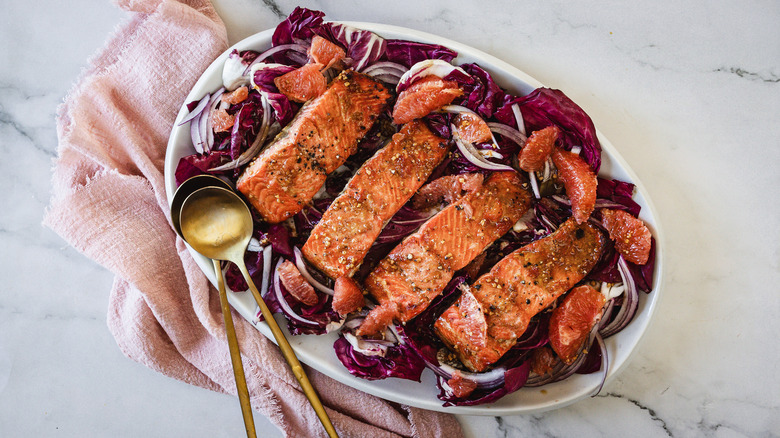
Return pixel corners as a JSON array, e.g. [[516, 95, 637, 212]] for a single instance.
[[42, 0, 464, 437]]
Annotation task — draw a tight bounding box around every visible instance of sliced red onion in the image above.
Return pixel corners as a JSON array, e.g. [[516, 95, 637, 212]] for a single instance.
[[362, 61, 407, 75], [260, 245, 273, 298], [598, 296, 616, 330], [453, 129, 516, 172], [570, 145, 582, 155], [440, 104, 474, 115], [396, 59, 470, 93], [437, 363, 507, 389], [366, 72, 403, 85], [343, 332, 391, 357], [542, 158, 552, 181], [272, 258, 319, 326], [600, 256, 639, 337], [293, 246, 334, 295], [528, 171, 541, 199], [511, 103, 526, 136], [178, 93, 210, 126], [190, 115, 204, 154], [446, 109, 504, 157], [487, 122, 527, 147], [198, 88, 225, 154], [593, 332, 609, 395], [248, 43, 309, 73]]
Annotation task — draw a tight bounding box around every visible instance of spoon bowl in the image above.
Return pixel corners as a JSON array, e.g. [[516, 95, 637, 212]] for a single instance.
[[170, 174, 232, 237], [180, 187, 252, 260], [179, 186, 339, 438]]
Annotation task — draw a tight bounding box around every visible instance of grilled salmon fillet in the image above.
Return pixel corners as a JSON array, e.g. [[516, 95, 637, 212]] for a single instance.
[[302, 121, 449, 279], [236, 70, 392, 223], [434, 218, 605, 372], [358, 171, 532, 335]]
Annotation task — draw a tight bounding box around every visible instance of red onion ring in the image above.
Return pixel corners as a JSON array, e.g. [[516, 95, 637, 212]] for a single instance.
[[452, 129, 516, 172], [272, 258, 319, 326], [199, 88, 224, 153], [259, 245, 273, 298], [511, 103, 526, 136], [248, 43, 309, 73], [293, 247, 334, 295], [362, 61, 407, 75], [178, 93, 210, 126], [190, 114, 204, 154], [396, 59, 470, 93], [528, 171, 541, 199], [487, 122, 527, 148], [600, 256, 639, 337], [593, 332, 608, 395]]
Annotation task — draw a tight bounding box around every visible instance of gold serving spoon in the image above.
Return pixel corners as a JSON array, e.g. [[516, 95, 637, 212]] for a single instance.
[[171, 176, 256, 438], [179, 186, 339, 438]]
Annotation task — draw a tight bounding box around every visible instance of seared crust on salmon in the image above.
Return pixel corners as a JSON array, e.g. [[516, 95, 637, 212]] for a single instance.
[[357, 171, 532, 335], [236, 70, 392, 223], [302, 121, 449, 279], [434, 219, 605, 372]]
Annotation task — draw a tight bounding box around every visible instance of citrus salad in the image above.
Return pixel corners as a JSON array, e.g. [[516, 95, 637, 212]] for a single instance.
[[175, 7, 656, 406]]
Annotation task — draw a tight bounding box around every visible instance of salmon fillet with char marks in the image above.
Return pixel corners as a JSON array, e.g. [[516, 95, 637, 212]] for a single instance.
[[358, 171, 532, 336], [237, 70, 392, 224], [302, 121, 449, 279], [434, 218, 605, 372]]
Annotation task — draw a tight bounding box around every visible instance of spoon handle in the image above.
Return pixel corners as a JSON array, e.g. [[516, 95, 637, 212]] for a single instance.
[[238, 264, 340, 438], [214, 259, 257, 438]]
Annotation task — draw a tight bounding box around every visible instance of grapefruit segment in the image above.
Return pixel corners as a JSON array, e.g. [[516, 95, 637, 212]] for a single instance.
[[221, 86, 249, 105], [277, 260, 319, 306], [530, 345, 557, 376], [308, 35, 346, 70], [552, 147, 597, 224], [211, 108, 235, 132], [519, 126, 560, 172], [332, 276, 365, 316], [447, 371, 478, 398], [548, 285, 605, 364], [274, 63, 327, 103], [601, 208, 652, 265], [392, 76, 463, 125], [454, 112, 492, 144]]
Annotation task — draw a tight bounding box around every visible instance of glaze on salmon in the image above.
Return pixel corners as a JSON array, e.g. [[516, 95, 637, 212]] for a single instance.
[[434, 218, 605, 372], [357, 171, 532, 336], [237, 70, 392, 223], [302, 121, 449, 279]]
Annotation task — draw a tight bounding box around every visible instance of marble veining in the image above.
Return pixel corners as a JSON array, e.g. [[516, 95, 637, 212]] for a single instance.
[[1, 0, 778, 437]]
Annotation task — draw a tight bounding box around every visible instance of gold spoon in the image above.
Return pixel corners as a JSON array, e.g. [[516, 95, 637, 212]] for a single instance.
[[179, 186, 339, 438], [171, 176, 256, 438], [171, 174, 232, 237]]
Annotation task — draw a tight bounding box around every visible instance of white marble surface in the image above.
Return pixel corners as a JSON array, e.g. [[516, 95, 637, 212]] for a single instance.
[[1, 0, 778, 436]]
